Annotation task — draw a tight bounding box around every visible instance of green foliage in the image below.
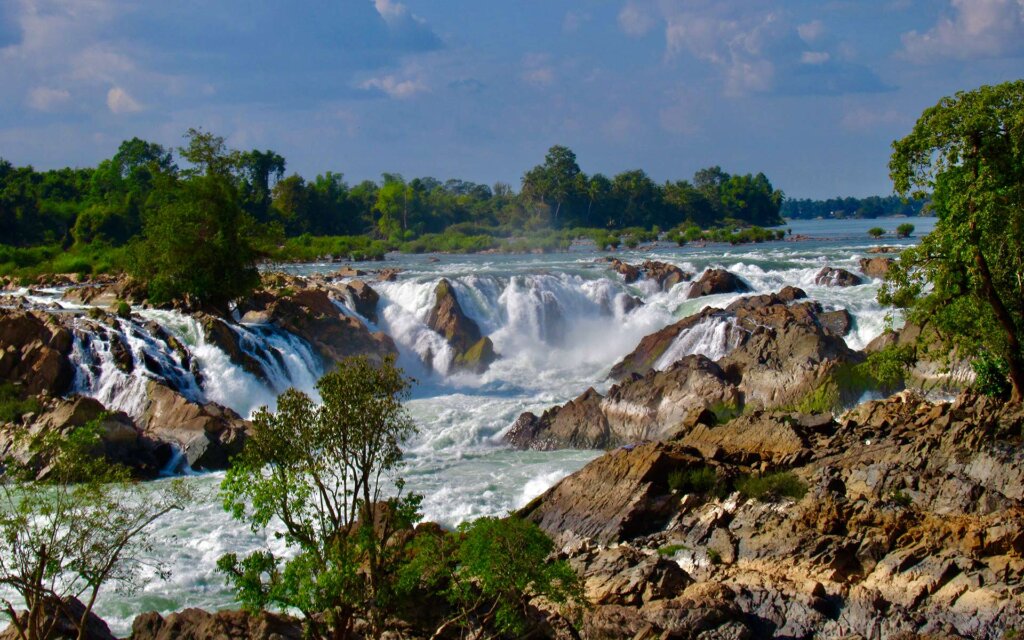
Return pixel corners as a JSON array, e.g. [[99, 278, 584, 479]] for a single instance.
[[667, 466, 724, 497], [657, 544, 689, 557], [706, 548, 722, 565], [735, 472, 807, 502], [863, 344, 917, 389], [868, 227, 885, 238], [781, 195, 927, 219], [402, 516, 583, 637], [219, 356, 421, 639], [889, 491, 914, 507], [115, 300, 131, 319], [973, 351, 1011, 399], [896, 222, 915, 238], [0, 383, 40, 423], [0, 419, 191, 640]]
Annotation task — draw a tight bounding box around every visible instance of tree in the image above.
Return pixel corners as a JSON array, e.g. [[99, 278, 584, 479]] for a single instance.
[[218, 356, 422, 640], [402, 516, 583, 637], [0, 422, 190, 640], [882, 80, 1024, 402], [896, 222, 915, 238], [128, 173, 260, 311], [521, 145, 583, 226], [868, 227, 885, 238]]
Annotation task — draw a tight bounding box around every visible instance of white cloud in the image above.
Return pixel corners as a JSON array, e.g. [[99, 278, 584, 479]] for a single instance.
[[521, 67, 555, 87], [27, 86, 70, 110], [797, 20, 825, 43], [801, 51, 831, 65], [373, 0, 408, 23], [359, 74, 427, 99], [901, 0, 1024, 61], [106, 86, 142, 113], [563, 11, 591, 34], [618, 1, 655, 37]]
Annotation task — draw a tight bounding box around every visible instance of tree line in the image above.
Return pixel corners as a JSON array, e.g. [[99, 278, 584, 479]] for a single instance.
[[781, 194, 927, 219]]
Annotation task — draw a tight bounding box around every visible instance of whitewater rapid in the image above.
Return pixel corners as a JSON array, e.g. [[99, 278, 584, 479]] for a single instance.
[[10, 217, 935, 633]]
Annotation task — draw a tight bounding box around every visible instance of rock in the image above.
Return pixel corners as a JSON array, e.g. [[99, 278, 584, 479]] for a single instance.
[[426, 279, 497, 373], [641, 260, 689, 291], [678, 410, 811, 464], [610, 259, 640, 284], [197, 313, 267, 380], [332, 266, 365, 278], [609, 307, 735, 380], [0, 395, 166, 479], [129, 608, 302, 640], [0, 310, 75, 395], [61, 276, 144, 307], [820, 308, 853, 337], [815, 267, 864, 287], [620, 295, 644, 315], [0, 596, 115, 640], [573, 545, 692, 605], [139, 381, 250, 471], [687, 269, 750, 299], [376, 268, 401, 282], [860, 256, 895, 279], [341, 279, 380, 322], [868, 246, 902, 254]]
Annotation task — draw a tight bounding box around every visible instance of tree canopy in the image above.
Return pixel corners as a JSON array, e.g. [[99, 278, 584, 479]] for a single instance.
[[881, 80, 1024, 402]]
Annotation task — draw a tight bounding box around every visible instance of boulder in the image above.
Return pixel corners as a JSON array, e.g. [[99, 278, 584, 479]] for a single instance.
[[610, 259, 640, 284], [341, 279, 380, 322], [815, 267, 863, 287], [130, 608, 302, 640], [376, 268, 401, 282], [641, 260, 690, 291], [0, 596, 115, 640], [686, 269, 750, 299], [332, 266, 365, 278], [426, 279, 497, 373], [0, 310, 74, 395], [609, 307, 731, 380], [860, 256, 894, 279], [139, 381, 250, 471], [819, 308, 853, 337], [196, 313, 267, 380]]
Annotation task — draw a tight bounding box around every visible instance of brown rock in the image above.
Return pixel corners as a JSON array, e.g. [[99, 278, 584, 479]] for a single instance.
[[196, 314, 267, 380], [641, 260, 689, 291], [860, 257, 895, 279], [341, 279, 380, 322], [0, 596, 115, 640], [610, 259, 641, 284], [376, 268, 401, 282], [0, 310, 74, 395], [129, 608, 302, 640], [425, 279, 497, 373], [686, 269, 750, 299], [820, 308, 853, 337], [815, 267, 864, 287]]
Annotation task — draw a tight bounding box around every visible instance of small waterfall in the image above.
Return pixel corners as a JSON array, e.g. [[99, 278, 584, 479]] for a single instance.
[[654, 315, 745, 370]]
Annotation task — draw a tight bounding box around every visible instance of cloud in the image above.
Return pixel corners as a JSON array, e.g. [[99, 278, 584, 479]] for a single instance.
[[27, 86, 71, 111], [840, 105, 903, 131], [563, 11, 591, 34], [797, 20, 825, 43], [800, 51, 831, 65], [359, 74, 427, 99], [106, 86, 142, 113], [901, 0, 1024, 61], [373, 0, 408, 23], [618, 1, 655, 37], [521, 53, 556, 88]]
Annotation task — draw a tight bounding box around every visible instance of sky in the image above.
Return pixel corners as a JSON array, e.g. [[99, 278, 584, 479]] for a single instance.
[[1, 0, 1022, 199]]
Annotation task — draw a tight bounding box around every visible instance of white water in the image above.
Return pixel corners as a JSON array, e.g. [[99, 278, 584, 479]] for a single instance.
[[3, 217, 935, 634]]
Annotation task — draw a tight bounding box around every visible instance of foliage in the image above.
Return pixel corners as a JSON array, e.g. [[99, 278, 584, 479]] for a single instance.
[[402, 516, 584, 637], [219, 356, 421, 640], [656, 544, 689, 557], [666, 466, 724, 497], [896, 222, 915, 238], [0, 384, 40, 424], [781, 194, 927, 219], [881, 80, 1024, 402], [868, 227, 885, 238], [735, 472, 807, 502], [973, 351, 1011, 399], [0, 420, 191, 640]]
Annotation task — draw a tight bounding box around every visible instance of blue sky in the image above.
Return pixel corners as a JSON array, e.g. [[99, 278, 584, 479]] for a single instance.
[[1, 0, 1022, 198]]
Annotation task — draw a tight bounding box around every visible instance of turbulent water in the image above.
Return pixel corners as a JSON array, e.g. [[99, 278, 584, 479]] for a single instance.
[[14, 217, 935, 633]]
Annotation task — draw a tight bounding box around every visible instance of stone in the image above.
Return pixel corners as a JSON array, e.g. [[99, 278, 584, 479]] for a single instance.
[[0, 310, 75, 395], [426, 279, 497, 373], [687, 269, 750, 299], [341, 279, 380, 322], [129, 608, 302, 640], [860, 257, 895, 279], [815, 267, 864, 287]]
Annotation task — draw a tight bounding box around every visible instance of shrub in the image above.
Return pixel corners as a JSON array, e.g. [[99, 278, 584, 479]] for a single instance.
[[657, 544, 689, 556], [735, 471, 807, 502], [0, 383, 41, 423], [867, 227, 885, 238], [667, 466, 723, 496], [115, 300, 131, 319], [973, 352, 1011, 399], [896, 223, 915, 238]]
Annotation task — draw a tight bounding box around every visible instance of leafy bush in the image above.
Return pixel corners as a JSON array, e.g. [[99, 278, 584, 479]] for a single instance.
[[868, 227, 885, 238], [657, 544, 689, 556], [735, 471, 807, 502], [0, 383, 41, 423], [973, 352, 1011, 399], [896, 223, 915, 238], [667, 465, 723, 497]]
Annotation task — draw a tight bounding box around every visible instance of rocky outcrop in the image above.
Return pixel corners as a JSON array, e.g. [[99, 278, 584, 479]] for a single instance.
[[521, 392, 1024, 639], [426, 279, 497, 374], [0, 310, 74, 395], [815, 266, 863, 287], [609, 259, 640, 284], [139, 381, 250, 471], [197, 313, 267, 380], [641, 261, 689, 291], [819, 308, 853, 337], [860, 256, 895, 278], [341, 280, 380, 322], [0, 395, 170, 479], [0, 596, 115, 640], [686, 269, 750, 299], [516, 289, 861, 450], [61, 275, 145, 307], [130, 608, 302, 640]]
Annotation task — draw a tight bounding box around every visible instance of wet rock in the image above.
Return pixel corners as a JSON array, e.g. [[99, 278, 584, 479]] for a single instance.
[[860, 256, 895, 279], [610, 259, 640, 284], [0, 596, 115, 640], [641, 260, 690, 291], [815, 267, 863, 287], [0, 310, 75, 395], [129, 608, 302, 640], [687, 269, 750, 299], [332, 266, 366, 278], [426, 279, 497, 373], [139, 381, 250, 472], [820, 308, 853, 337], [376, 268, 401, 282], [341, 279, 380, 322], [196, 313, 267, 380]]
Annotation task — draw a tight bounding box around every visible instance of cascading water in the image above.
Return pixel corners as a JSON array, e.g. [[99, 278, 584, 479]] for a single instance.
[[653, 315, 746, 369]]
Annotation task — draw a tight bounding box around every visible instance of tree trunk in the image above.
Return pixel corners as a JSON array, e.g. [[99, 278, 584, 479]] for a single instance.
[[975, 247, 1024, 402]]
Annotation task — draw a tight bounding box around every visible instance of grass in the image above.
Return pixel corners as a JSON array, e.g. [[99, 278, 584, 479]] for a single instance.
[[735, 471, 807, 502], [0, 383, 42, 424], [667, 465, 725, 497], [657, 544, 689, 557]]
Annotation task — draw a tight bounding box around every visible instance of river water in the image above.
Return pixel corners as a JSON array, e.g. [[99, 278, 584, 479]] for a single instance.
[[14, 217, 935, 632]]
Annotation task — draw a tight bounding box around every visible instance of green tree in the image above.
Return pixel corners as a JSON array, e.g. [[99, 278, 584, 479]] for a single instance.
[[867, 227, 885, 238], [403, 516, 583, 637], [128, 173, 259, 311], [896, 222, 915, 238], [882, 80, 1024, 402], [521, 145, 583, 226], [0, 422, 191, 640], [218, 356, 422, 640]]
